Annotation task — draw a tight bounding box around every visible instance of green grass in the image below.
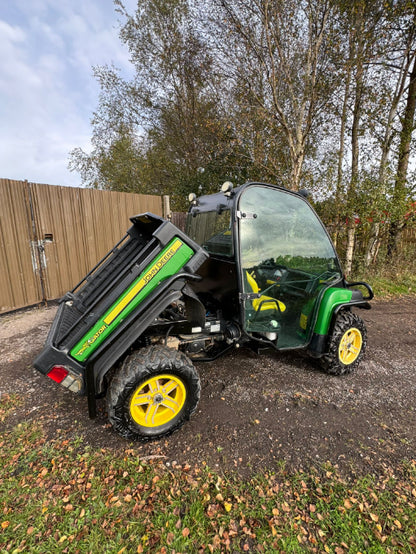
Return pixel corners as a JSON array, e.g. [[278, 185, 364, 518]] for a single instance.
[[352, 265, 416, 299], [0, 393, 23, 422], [1, 398, 416, 553], [371, 272, 416, 297]]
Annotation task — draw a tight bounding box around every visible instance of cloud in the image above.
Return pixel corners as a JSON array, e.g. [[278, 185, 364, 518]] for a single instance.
[[0, 1, 134, 187]]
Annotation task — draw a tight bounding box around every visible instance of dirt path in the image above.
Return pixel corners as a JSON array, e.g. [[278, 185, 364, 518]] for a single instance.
[[1, 298, 415, 476]]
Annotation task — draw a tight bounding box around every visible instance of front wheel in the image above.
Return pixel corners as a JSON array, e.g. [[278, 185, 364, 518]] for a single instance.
[[107, 345, 200, 441], [320, 311, 367, 375]]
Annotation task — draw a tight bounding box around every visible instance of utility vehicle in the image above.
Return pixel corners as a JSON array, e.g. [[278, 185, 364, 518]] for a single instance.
[[34, 182, 373, 440]]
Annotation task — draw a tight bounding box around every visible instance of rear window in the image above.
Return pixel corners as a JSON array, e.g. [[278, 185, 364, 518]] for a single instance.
[[185, 210, 233, 256]]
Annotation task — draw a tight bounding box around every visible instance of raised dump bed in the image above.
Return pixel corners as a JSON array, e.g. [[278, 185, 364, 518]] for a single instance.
[[34, 213, 208, 412]]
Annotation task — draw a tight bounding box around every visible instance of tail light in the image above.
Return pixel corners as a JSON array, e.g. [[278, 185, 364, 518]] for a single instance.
[[47, 366, 82, 393], [47, 365, 68, 383]]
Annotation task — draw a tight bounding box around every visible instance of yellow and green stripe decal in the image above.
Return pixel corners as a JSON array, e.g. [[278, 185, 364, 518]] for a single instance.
[[70, 238, 194, 362]]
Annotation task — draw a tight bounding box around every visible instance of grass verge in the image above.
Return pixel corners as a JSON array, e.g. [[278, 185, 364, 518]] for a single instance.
[[1, 405, 416, 553], [352, 265, 416, 299]]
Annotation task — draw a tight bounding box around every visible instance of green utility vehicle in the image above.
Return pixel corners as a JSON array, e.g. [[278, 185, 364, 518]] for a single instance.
[[34, 182, 373, 441]]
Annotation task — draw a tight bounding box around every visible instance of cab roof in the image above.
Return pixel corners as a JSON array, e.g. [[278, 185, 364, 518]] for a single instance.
[[188, 182, 308, 216]]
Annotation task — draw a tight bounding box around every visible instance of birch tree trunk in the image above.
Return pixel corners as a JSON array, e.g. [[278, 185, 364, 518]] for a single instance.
[[344, 10, 365, 277], [333, 59, 352, 249]]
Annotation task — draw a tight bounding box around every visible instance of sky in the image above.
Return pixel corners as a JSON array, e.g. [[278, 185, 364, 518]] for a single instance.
[[0, 0, 137, 187]]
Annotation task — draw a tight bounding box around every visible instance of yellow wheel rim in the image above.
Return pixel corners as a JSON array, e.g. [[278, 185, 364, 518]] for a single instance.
[[338, 327, 363, 365], [129, 374, 186, 428]]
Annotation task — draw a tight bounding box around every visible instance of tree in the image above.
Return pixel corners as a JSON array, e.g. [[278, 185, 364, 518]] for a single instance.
[[206, 0, 338, 190], [69, 0, 416, 265], [69, 124, 146, 192], [70, 0, 241, 208], [365, 3, 416, 265]]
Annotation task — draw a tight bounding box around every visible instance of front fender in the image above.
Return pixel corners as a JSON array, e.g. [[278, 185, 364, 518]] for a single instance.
[[307, 286, 371, 358]]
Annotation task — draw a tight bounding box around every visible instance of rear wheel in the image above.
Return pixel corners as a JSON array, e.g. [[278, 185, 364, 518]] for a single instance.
[[107, 345, 200, 441], [320, 311, 367, 375]]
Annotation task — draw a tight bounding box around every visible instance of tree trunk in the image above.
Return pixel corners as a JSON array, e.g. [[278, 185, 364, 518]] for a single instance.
[[344, 3, 365, 277], [344, 51, 364, 276], [333, 64, 352, 249], [387, 53, 416, 257], [364, 221, 380, 266]]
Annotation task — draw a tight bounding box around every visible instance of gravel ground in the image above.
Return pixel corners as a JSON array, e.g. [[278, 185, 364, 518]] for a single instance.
[[1, 297, 415, 476]]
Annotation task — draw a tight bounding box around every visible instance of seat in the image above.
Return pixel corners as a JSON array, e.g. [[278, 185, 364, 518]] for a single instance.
[[245, 271, 286, 313]]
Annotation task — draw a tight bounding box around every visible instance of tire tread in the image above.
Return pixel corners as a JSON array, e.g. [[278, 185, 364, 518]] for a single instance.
[[107, 345, 200, 441]]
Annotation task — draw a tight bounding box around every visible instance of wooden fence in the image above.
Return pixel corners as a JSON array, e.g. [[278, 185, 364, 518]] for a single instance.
[[0, 179, 163, 314], [170, 212, 187, 231]]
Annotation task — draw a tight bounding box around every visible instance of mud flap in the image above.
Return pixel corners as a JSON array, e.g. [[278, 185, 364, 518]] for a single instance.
[[183, 284, 206, 328], [86, 365, 97, 418]]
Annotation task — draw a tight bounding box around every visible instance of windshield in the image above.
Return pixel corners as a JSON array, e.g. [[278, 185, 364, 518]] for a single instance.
[[185, 209, 233, 257], [239, 186, 341, 276]]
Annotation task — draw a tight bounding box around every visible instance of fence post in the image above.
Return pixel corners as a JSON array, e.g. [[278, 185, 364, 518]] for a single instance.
[[26, 180, 48, 305], [163, 195, 171, 220]]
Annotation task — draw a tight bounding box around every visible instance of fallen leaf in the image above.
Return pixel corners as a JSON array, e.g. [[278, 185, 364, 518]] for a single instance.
[[182, 527, 190, 538], [370, 513, 379, 522], [224, 501, 232, 512], [213, 535, 221, 548]]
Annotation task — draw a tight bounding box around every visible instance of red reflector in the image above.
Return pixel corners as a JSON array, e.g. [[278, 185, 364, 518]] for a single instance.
[[47, 365, 69, 383]]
